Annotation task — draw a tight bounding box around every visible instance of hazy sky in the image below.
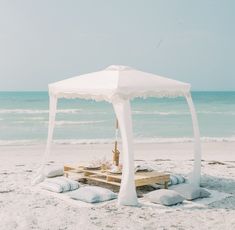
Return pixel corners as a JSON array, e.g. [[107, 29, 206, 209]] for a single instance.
[[0, 0, 234, 91]]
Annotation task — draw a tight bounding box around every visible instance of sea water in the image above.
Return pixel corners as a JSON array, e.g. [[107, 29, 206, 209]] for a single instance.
[[0, 91, 234, 145]]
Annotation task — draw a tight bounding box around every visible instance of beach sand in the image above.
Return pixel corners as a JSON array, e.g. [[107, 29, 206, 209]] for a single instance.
[[0, 142, 234, 230]]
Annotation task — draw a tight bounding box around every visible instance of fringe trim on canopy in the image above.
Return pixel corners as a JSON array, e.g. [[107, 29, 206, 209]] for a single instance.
[[49, 90, 190, 103]]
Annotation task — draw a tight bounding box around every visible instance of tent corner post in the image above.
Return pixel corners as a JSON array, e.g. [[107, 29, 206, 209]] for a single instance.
[[112, 99, 138, 206], [185, 93, 202, 186], [34, 94, 58, 183]]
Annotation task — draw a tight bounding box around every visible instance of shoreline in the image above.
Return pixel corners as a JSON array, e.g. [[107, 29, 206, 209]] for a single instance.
[[1, 136, 235, 146], [1, 142, 234, 162]]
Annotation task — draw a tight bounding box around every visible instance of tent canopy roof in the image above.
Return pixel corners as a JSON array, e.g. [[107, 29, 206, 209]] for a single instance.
[[49, 65, 191, 102]]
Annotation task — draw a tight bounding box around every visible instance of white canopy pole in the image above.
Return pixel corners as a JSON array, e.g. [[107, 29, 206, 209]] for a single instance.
[[185, 93, 201, 186], [43, 94, 58, 164], [112, 99, 138, 206], [32, 94, 58, 185]]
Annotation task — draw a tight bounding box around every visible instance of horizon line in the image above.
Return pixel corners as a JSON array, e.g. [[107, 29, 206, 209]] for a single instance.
[[0, 90, 235, 93]]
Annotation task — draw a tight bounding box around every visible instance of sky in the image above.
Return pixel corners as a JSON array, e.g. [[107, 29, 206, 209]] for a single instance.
[[0, 0, 234, 91]]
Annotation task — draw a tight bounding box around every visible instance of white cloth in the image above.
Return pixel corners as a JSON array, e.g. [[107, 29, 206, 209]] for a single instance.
[[113, 100, 138, 206], [49, 65, 190, 102]]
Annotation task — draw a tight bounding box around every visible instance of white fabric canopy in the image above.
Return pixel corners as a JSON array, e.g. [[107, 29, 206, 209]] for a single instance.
[[35, 65, 202, 206], [48, 65, 190, 101]]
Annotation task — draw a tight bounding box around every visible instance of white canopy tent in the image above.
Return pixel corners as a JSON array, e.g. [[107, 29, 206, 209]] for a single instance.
[[38, 65, 201, 206]]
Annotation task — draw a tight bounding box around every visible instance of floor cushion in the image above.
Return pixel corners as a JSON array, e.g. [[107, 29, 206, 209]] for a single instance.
[[39, 180, 63, 193], [145, 189, 185, 206], [40, 177, 79, 193], [69, 186, 117, 203], [170, 184, 211, 200], [44, 166, 64, 178]]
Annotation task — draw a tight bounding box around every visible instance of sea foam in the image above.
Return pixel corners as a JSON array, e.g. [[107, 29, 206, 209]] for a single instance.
[[0, 109, 82, 114], [1, 137, 235, 146]]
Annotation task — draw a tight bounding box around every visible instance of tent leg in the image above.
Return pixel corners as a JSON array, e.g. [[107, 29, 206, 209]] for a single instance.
[[112, 100, 138, 206], [43, 95, 58, 165], [32, 95, 58, 185], [185, 93, 201, 186]]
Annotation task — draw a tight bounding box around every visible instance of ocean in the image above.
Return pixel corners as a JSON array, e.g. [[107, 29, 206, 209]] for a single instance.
[[0, 91, 234, 145]]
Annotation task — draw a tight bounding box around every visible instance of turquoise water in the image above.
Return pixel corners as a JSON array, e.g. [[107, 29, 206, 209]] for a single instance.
[[0, 91, 234, 145]]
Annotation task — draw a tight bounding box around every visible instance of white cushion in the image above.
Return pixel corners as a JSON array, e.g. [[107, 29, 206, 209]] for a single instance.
[[170, 175, 178, 185], [40, 177, 79, 193], [39, 181, 63, 193], [170, 184, 211, 200], [69, 186, 117, 203], [199, 188, 211, 198], [44, 166, 64, 178], [45, 177, 70, 192], [145, 189, 185, 206], [63, 177, 80, 190], [169, 175, 185, 186], [175, 175, 185, 184]]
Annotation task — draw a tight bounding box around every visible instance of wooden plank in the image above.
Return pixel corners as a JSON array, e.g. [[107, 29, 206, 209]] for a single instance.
[[64, 165, 84, 172], [84, 176, 121, 186], [136, 177, 168, 187], [82, 169, 109, 177], [106, 176, 121, 183], [63, 171, 85, 181], [84, 171, 93, 177], [164, 181, 168, 189], [64, 165, 75, 171]]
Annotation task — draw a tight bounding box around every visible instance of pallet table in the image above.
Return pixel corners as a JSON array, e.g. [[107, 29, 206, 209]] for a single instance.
[[64, 164, 170, 189]]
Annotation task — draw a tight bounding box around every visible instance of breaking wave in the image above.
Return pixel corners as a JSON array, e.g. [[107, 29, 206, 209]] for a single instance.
[[1, 136, 235, 146], [13, 120, 106, 125], [132, 110, 235, 115], [54, 120, 106, 126], [1, 109, 235, 116], [0, 109, 82, 114]]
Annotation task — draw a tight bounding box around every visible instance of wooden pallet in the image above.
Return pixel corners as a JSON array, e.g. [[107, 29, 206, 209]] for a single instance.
[[64, 164, 170, 189]]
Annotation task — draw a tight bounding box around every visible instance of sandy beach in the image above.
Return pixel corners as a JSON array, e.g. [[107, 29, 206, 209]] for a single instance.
[[1, 1, 235, 229], [0, 142, 234, 230]]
